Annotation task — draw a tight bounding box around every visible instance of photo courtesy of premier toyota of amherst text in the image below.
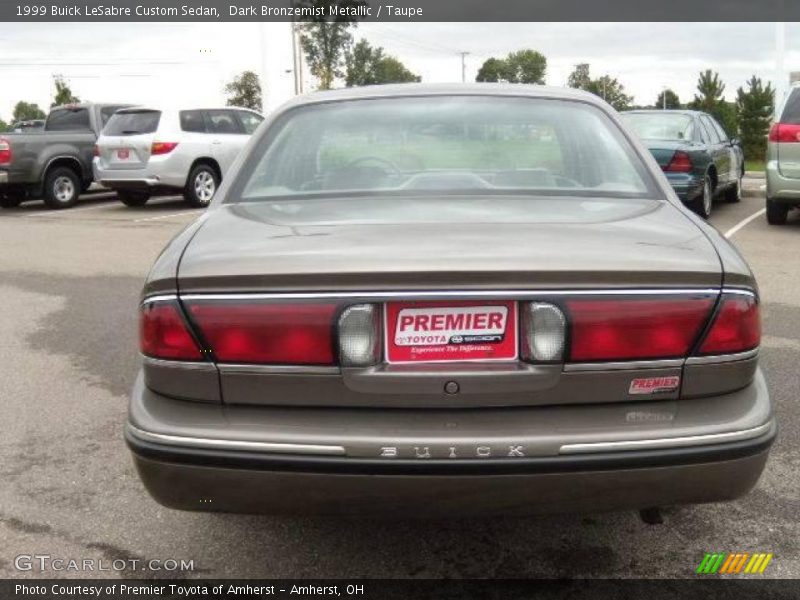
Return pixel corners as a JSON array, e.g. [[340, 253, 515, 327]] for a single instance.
[[1, 1, 799, 597]]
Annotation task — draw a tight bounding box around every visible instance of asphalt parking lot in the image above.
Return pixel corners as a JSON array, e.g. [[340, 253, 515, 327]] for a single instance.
[[0, 179, 798, 579]]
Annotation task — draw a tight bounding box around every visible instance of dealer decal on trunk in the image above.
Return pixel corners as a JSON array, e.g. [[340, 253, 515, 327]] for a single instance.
[[385, 301, 518, 364], [628, 376, 681, 395]]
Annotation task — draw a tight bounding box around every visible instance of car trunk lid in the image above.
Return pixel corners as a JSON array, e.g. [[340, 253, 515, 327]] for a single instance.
[[97, 109, 161, 171]]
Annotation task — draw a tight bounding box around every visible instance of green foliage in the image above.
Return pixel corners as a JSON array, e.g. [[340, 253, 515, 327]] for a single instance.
[[655, 89, 681, 109], [52, 75, 79, 107], [736, 76, 775, 161], [475, 49, 546, 84], [687, 70, 738, 135], [12, 101, 46, 122], [566, 64, 632, 111], [297, 0, 367, 90], [224, 71, 263, 111], [567, 63, 591, 90], [0, 117, 7, 132], [345, 40, 420, 87]]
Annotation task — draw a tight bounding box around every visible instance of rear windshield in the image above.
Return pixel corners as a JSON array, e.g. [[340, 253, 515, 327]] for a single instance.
[[780, 89, 800, 124], [46, 108, 91, 131], [103, 110, 161, 136], [620, 112, 695, 141], [238, 96, 656, 202]]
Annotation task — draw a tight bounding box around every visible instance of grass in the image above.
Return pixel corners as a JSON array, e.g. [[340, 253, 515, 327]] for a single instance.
[[745, 159, 765, 173]]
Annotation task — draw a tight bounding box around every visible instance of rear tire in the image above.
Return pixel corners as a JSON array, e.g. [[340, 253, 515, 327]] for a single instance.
[[689, 175, 713, 219], [725, 173, 742, 203], [43, 167, 80, 209], [766, 198, 789, 225], [117, 190, 150, 207], [184, 164, 218, 208]]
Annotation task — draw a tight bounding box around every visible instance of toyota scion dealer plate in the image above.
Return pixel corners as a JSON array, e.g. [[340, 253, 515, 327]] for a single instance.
[[385, 301, 518, 364]]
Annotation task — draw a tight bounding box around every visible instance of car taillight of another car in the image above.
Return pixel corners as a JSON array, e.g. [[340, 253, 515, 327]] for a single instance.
[[768, 122, 800, 143], [663, 150, 693, 173], [0, 137, 11, 164], [150, 142, 179, 155]]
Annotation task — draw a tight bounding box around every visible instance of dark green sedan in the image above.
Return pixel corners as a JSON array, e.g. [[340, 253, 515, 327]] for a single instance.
[[620, 110, 744, 218]]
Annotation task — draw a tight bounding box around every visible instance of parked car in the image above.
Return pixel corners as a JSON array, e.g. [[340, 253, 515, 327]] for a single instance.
[[127, 84, 773, 517], [9, 119, 45, 132], [766, 83, 800, 225], [93, 106, 263, 208], [0, 103, 130, 209], [620, 110, 744, 218]]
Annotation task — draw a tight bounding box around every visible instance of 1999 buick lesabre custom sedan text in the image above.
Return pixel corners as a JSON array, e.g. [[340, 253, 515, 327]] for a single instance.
[[125, 84, 775, 517]]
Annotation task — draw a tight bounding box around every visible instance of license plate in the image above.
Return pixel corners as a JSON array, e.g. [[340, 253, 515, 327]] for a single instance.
[[385, 301, 518, 364], [117, 148, 130, 159]]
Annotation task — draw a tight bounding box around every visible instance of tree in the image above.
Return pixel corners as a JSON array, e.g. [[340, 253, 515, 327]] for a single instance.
[[655, 89, 681, 109], [345, 39, 420, 87], [297, 0, 367, 90], [736, 76, 775, 160], [567, 63, 591, 90], [12, 101, 46, 122], [474, 49, 546, 84], [52, 75, 79, 106], [688, 70, 737, 135], [224, 71, 263, 111], [0, 117, 7, 132]]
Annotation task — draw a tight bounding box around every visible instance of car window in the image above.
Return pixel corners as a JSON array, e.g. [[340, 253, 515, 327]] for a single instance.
[[104, 110, 161, 136], [236, 111, 263, 134], [708, 117, 729, 143], [180, 110, 206, 133], [100, 106, 126, 127], [620, 113, 695, 141], [238, 96, 657, 202], [700, 116, 722, 144], [779, 89, 800, 124], [46, 107, 91, 131], [205, 110, 244, 134]]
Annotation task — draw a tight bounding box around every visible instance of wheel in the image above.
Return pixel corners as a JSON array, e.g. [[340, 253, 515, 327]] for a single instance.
[[184, 164, 218, 208], [689, 175, 713, 219], [117, 189, 150, 207], [766, 198, 789, 225], [43, 167, 80, 209], [725, 173, 742, 203]]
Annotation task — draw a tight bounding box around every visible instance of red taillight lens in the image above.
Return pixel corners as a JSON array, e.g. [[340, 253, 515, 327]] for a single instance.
[[0, 137, 11, 164], [768, 122, 800, 143], [663, 150, 693, 173], [187, 302, 338, 365], [140, 301, 202, 360], [151, 142, 178, 155], [698, 294, 760, 355], [566, 297, 714, 362]]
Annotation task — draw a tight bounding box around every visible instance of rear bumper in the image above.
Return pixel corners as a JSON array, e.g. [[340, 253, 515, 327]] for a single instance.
[[664, 172, 703, 203], [766, 160, 800, 204], [93, 163, 186, 191], [0, 170, 7, 184], [126, 370, 775, 516]]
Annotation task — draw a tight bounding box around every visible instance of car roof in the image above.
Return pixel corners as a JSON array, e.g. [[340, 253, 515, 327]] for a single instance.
[[278, 83, 609, 109], [115, 106, 262, 114], [622, 109, 705, 117]]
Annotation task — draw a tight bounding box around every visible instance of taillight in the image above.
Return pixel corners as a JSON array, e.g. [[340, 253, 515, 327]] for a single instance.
[[521, 302, 566, 362], [187, 302, 338, 365], [697, 294, 760, 355], [768, 122, 800, 143], [663, 150, 693, 173], [0, 137, 11, 164], [151, 142, 178, 155], [140, 301, 203, 361], [566, 297, 714, 362]]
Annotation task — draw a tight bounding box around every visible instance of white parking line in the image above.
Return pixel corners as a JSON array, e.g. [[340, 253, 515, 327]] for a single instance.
[[25, 200, 116, 217], [134, 210, 201, 222], [724, 208, 766, 238]]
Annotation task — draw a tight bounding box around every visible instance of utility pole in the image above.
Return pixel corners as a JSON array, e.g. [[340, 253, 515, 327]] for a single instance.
[[290, 0, 303, 95], [459, 51, 470, 83], [776, 21, 786, 118]]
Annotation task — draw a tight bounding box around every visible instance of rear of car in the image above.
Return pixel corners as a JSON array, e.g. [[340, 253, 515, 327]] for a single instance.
[[126, 86, 774, 517], [766, 85, 800, 224], [93, 107, 263, 208]]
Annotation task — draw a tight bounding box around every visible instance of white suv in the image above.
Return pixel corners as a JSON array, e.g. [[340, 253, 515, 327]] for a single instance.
[[93, 107, 263, 207]]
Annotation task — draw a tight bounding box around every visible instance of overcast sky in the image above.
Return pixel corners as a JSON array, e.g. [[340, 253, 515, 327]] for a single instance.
[[1, 22, 799, 121]]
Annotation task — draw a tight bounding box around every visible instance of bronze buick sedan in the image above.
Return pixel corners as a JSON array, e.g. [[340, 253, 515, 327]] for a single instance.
[[126, 84, 774, 517]]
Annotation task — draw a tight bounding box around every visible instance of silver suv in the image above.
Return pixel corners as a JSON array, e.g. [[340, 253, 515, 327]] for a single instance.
[[93, 107, 263, 207], [766, 84, 800, 224]]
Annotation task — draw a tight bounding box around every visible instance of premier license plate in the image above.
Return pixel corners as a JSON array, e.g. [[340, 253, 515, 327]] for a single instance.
[[117, 148, 130, 159], [385, 301, 518, 364]]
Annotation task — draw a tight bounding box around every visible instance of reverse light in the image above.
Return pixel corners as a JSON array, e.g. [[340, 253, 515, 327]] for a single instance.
[[186, 302, 338, 365], [698, 294, 760, 355], [663, 150, 693, 173], [338, 304, 381, 367], [151, 141, 179, 155], [521, 302, 566, 362], [566, 297, 714, 362], [140, 301, 203, 361], [0, 137, 11, 164], [768, 122, 800, 143]]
